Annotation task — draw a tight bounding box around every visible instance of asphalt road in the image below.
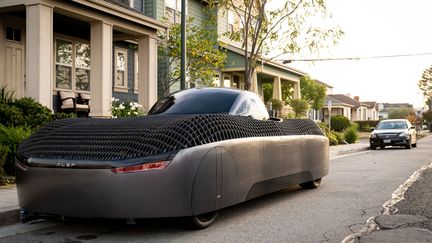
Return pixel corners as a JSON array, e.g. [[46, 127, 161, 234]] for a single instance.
[[2, 136, 432, 243]]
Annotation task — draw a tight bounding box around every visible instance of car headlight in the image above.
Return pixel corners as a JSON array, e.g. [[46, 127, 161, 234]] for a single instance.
[[398, 132, 409, 138], [370, 133, 377, 138]]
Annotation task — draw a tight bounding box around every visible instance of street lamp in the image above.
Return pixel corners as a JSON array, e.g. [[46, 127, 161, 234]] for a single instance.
[[328, 100, 332, 131]]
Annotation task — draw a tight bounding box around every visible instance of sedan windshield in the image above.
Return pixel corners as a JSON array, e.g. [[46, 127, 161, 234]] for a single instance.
[[376, 121, 407, 130]]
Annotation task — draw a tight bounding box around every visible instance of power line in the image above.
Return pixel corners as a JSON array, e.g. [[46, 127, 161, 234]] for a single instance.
[[281, 52, 432, 63]]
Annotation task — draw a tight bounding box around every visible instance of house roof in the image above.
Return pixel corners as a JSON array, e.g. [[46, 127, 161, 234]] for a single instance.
[[361, 101, 377, 108], [314, 79, 333, 88], [327, 94, 364, 108], [323, 96, 355, 108]]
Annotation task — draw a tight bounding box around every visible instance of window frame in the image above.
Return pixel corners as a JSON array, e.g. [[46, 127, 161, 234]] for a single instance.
[[54, 36, 91, 93], [134, 51, 139, 94], [114, 47, 129, 93]]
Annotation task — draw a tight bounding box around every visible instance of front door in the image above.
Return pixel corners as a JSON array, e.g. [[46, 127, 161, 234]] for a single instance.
[[3, 25, 25, 98]]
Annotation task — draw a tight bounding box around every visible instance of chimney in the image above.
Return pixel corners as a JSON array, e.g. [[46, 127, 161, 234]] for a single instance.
[[354, 96, 360, 102]]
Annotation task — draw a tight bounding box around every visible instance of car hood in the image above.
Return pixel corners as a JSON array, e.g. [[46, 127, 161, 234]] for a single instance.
[[17, 114, 324, 161], [372, 129, 407, 134]]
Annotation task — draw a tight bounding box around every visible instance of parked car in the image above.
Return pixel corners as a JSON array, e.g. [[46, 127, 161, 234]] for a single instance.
[[16, 88, 329, 229], [369, 119, 417, 150]]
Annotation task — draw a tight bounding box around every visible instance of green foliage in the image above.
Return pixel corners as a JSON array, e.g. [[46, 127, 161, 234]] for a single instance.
[[300, 76, 327, 110], [0, 125, 32, 176], [281, 82, 294, 104], [388, 108, 412, 119], [344, 125, 358, 144], [418, 65, 432, 108], [110, 98, 145, 118], [422, 111, 432, 122], [271, 98, 283, 111], [262, 83, 273, 103], [354, 120, 380, 132], [289, 99, 309, 118], [52, 112, 77, 120], [209, 0, 343, 90], [12, 97, 52, 129], [334, 132, 345, 144], [330, 115, 351, 132], [158, 16, 227, 95], [326, 131, 338, 145], [0, 86, 15, 104]]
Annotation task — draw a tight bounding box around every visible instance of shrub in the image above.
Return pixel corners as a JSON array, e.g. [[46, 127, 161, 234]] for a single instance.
[[110, 98, 145, 118], [344, 125, 358, 144], [0, 104, 24, 127], [289, 99, 309, 118], [0, 125, 32, 175], [52, 112, 77, 120], [0, 86, 14, 104], [330, 115, 350, 132], [354, 120, 380, 132], [326, 131, 338, 145], [270, 98, 283, 111], [334, 132, 345, 144], [12, 97, 52, 129]]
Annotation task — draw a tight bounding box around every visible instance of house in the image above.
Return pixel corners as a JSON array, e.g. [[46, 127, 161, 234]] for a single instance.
[[159, 0, 306, 108], [308, 79, 333, 121], [379, 103, 414, 119], [322, 94, 373, 121], [0, 0, 168, 117], [361, 101, 379, 120]]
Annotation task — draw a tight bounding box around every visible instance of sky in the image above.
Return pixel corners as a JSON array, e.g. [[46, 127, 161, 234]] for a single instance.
[[284, 0, 432, 108]]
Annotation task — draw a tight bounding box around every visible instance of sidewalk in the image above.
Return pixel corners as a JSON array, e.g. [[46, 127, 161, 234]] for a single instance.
[[329, 140, 370, 159], [0, 185, 19, 226]]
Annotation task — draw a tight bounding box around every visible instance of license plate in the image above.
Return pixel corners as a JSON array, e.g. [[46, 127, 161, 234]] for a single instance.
[[384, 139, 391, 143]]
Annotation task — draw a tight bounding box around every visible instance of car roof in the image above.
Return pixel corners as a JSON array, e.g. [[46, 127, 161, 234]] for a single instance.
[[380, 119, 407, 122]]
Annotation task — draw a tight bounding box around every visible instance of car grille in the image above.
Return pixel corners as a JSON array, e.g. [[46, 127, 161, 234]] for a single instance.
[[18, 114, 325, 161], [376, 133, 399, 139]]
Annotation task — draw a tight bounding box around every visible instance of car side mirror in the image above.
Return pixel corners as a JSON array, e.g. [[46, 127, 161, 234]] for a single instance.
[[410, 126, 415, 130], [370, 128, 374, 131]]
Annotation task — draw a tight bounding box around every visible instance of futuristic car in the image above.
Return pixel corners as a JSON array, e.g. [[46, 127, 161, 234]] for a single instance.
[[16, 88, 329, 228], [369, 119, 417, 150]]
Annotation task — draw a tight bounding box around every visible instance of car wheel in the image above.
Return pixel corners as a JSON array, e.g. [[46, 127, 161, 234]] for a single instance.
[[300, 178, 322, 189], [380, 145, 385, 149], [188, 211, 219, 229], [405, 139, 412, 149], [370, 145, 377, 150], [412, 143, 417, 148]]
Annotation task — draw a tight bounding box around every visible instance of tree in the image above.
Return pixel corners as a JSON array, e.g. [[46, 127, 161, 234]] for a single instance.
[[289, 99, 308, 118], [388, 108, 413, 119], [209, 0, 343, 90], [300, 76, 326, 110], [158, 16, 227, 95], [418, 65, 432, 109]]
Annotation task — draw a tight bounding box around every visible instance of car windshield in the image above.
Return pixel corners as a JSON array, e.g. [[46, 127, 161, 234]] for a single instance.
[[376, 121, 407, 130], [148, 89, 240, 115]]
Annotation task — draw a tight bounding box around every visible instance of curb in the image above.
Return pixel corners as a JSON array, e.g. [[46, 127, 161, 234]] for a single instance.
[[0, 207, 20, 227]]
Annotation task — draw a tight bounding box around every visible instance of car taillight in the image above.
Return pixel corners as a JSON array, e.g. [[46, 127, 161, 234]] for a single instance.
[[111, 161, 169, 174]]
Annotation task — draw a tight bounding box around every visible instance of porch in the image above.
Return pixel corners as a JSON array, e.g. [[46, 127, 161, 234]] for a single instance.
[[0, 0, 167, 117]]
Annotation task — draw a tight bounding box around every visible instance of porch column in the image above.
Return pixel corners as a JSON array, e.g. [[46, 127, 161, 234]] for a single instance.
[[272, 76, 282, 100], [138, 35, 158, 111], [90, 21, 112, 117], [250, 71, 258, 93], [293, 81, 301, 99], [26, 3, 53, 109]]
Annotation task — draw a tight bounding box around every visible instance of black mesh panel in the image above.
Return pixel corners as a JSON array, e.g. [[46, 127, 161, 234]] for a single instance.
[[18, 115, 325, 161]]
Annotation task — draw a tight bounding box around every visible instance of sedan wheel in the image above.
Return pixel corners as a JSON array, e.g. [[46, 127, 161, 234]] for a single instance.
[[370, 145, 377, 150], [188, 211, 219, 229], [405, 138, 412, 149], [300, 178, 322, 189]]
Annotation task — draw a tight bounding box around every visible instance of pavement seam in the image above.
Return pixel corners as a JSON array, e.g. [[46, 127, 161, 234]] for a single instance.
[[341, 161, 432, 243]]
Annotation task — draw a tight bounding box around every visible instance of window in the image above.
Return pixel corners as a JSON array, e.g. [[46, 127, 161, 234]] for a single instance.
[[165, 0, 182, 24], [223, 74, 231, 87], [5, 27, 21, 42], [55, 38, 90, 92], [114, 48, 128, 92], [228, 11, 234, 33], [134, 52, 139, 93]]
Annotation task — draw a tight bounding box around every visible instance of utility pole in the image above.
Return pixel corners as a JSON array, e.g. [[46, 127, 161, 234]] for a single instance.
[[180, 0, 186, 90]]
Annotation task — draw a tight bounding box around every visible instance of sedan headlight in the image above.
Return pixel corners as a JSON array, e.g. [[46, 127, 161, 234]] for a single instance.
[[370, 133, 377, 138], [398, 132, 409, 138]]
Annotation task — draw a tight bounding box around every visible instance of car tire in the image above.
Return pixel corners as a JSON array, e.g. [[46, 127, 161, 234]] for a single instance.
[[370, 145, 377, 150], [188, 211, 219, 229], [405, 139, 412, 149], [300, 178, 322, 189], [412, 143, 417, 148], [380, 145, 385, 149]]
